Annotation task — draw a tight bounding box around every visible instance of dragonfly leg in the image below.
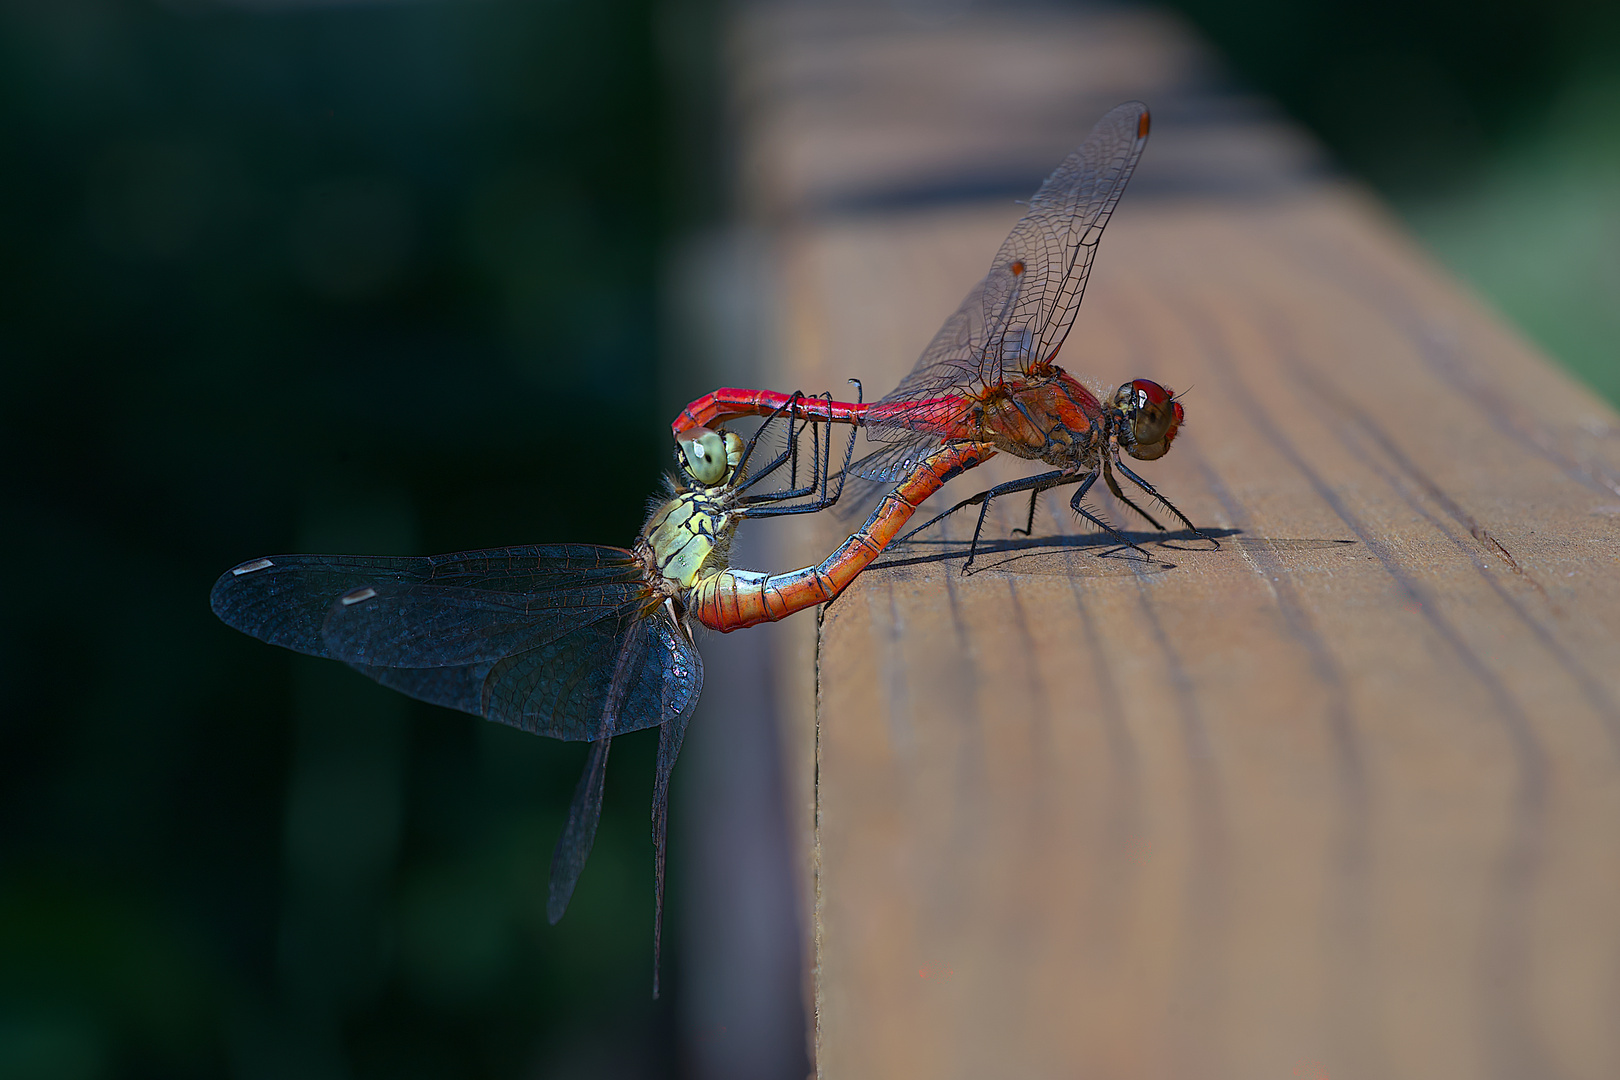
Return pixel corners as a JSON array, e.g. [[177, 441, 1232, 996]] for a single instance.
[[894, 494, 982, 546], [1110, 456, 1217, 547], [896, 469, 1058, 548], [1102, 456, 1166, 531], [737, 383, 862, 518], [911, 469, 1081, 571], [731, 393, 823, 503], [731, 392, 811, 498], [1011, 488, 1041, 537], [734, 387, 852, 504], [690, 443, 995, 631], [1069, 468, 1152, 559], [897, 468, 1088, 570]]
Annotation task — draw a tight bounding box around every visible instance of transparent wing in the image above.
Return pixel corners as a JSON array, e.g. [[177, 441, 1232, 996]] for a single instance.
[[649, 665, 699, 997], [868, 101, 1150, 424], [871, 278, 992, 417], [210, 545, 649, 660], [848, 436, 948, 485], [545, 603, 703, 940], [211, 545, 702, 740], [976, 100, 1149, 384]]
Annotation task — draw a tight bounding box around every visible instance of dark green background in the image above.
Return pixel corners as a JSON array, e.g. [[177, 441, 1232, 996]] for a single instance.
[[2, 2, 681, 1077], [1176, 0, 1620, 405], [1, 1, 1613, 1078]]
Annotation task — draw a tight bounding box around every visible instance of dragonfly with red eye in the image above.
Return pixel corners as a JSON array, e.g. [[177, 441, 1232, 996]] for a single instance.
[[210, 391, 858, 997], [674, 101, 1213, 569]]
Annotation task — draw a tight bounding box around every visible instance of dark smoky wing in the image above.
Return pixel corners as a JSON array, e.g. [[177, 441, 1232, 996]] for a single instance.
[[352, 661, 499, 716], [649, 611, 703, 729], [546, 607, 704, 927], [211, 544, 644, 661], [648, 633, 702, 996], [318, 576, 646, 669], [410, 545, 647, 591], [546, 735, 613, 925], [976, 101, 1150, 384], [480, 602, 703, 740], [213, 544, 697, 736], [211, 552, 441, 659]]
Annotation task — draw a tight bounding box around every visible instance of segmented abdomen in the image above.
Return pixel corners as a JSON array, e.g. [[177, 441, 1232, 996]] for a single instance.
[[687, 442, 994, 631]]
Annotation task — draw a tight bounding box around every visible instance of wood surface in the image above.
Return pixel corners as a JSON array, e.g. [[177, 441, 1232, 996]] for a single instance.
[[708, 4, 1620, 1078]]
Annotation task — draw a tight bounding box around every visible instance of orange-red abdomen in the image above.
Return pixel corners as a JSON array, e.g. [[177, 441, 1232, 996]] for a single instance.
[[688, 442, 994, 631]]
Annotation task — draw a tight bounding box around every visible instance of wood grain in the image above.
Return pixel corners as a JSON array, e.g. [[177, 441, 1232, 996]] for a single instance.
[[711, 5, 1620, 1078]]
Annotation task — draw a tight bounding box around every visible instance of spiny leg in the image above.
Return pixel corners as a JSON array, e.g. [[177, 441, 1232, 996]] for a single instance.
[[895, 466, 1157, 569], [894, 464, 1160, 569], [1012, 488, 1041, 538], [906, 469, 1095, 571], [1069, 468, 1153, 560], [819, 380, 862, 510], [738, 385, 862, 518], [734, 393, 825, 504], [896, 469, 1074, 551], [1110, 456, 1217, 547], [1102, 456, 1166, 531], [731, 392, 803, 495], [734, 392, 819, 499]]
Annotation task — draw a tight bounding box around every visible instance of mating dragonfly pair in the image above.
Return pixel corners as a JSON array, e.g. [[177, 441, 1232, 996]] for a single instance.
[[211, 102, 1210, 995]]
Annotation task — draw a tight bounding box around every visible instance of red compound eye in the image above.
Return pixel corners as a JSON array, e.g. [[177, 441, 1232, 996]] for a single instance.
[[1120, 379, 1181, 461], [1130, 378, 1172, 406]]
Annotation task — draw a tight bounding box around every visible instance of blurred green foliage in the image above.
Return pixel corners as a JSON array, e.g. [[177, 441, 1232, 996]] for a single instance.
[[1170, 0, 1620, 404], [0, 0, 678, 1077]]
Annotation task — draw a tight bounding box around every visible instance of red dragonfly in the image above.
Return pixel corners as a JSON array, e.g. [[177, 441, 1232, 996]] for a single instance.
[[674, 101, 1208, 568]]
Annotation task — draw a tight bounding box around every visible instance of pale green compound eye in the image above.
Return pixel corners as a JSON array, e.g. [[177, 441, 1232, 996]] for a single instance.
[[680, 429, 730, 485]]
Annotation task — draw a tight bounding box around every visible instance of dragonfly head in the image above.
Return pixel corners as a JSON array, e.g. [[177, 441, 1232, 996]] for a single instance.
[[1111, 379, 1183, 461], [677, 427, 745, 486]]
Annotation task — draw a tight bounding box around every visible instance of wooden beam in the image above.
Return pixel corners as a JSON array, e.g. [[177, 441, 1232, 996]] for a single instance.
[[714, 5, 1620, 1077]]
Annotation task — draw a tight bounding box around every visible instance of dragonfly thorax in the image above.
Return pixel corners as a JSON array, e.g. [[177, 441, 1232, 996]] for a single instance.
[[639, 484, 737, 596], [973, 370, 1106, 467]]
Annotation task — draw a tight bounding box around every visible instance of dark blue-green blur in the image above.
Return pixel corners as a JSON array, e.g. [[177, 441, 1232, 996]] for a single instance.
[[1, 1, 680, 1077], [1171, 0, 1620, 405]]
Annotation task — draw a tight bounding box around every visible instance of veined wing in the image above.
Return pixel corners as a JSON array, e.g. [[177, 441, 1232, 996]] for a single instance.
[[470, 600, 699, 739], [210, 545, 649, 659], [847, 436, 951, 485], [546, 601, 703, 941], [853, 291, 988, 478], [866, 101, 1150, 430], [977, 101, 1149, 384], [648, 685, 696, 997], [870, 278, 993, 421], [211, 545, 702, 740]]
